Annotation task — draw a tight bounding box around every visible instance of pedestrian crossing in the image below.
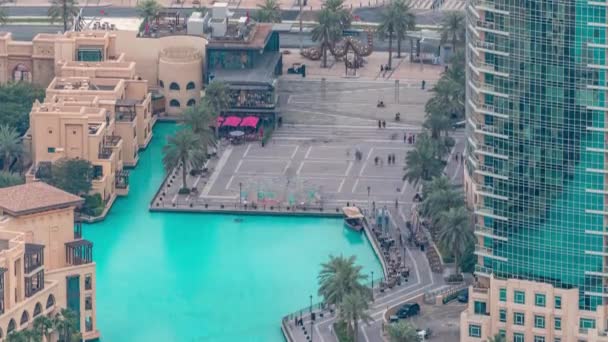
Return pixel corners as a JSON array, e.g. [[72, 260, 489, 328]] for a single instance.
[[408, 0, 466, 11]]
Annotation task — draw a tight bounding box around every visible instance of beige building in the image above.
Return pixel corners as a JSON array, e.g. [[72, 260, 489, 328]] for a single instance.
[[0, 182, 98, 340], [461, 275, 608, 341]]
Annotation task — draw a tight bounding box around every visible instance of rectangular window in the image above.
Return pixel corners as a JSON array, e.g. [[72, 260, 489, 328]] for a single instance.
[[580, 318, 596, 331], [555, 296, 561, 309], [514, 290, 525, 304], [535, 293, 546, 307], [47, 147, 55, 153], [514, 332, 524, 342], [534, 315, 545, 329], [469, 324, 481, 338], [534, 336, 545, 342], [499, 288, 507, 301], [555, 317, 561, 330], [474, 301, 487, 315], [499, 309, 506, 322], [498, 329, 506, 337], [514, 312, 525, 325], [84, 274, 92, 291]]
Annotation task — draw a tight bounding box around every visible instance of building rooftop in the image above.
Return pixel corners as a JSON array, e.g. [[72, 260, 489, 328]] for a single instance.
[[207, 23, 273, 50], [0, 182, 83, 216]]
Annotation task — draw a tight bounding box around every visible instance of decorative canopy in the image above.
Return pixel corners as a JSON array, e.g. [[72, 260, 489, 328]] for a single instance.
[[240, 116, 260, 128], [222, 116, 242, 127]]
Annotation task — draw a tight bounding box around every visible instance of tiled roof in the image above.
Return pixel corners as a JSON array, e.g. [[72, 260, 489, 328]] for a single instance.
[[0, 182, 83, 216]]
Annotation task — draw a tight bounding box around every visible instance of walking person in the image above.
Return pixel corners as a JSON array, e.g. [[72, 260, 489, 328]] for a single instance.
[[382, 120, 386, 128], [412, 134, 416, 143], [378, 120, 382, 129], [404, 132, 407, 143]]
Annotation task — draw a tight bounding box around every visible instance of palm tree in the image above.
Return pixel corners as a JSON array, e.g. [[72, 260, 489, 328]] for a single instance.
[[53, 308, 80, 342], [48, 0, 79, 32], [439, 12, 465, 53], [0, 124, 23, 172], [203, 81, 231, 116], [423, 97, 452, 139], [33, 316, 54, 342], [437, 206, 474, 274], [312, 8, 341, 68], [324, 0, 352, 30], [136, 0, 161, 21], [318, 255, 369, 306], [162, 128, 206, 193], [0, 171, 24, 188], [421, 187, 463, 225], [403, 133, 445, 186], [255, 0, 281, 23], [339, 292, 372, 342], [487, 333, 506, 342], [387, 321, 419, 342], [377, 6, 398, 69], [182, 103, 216, 147], [393, 0, 416, 58], [6, 330, 38, 342]]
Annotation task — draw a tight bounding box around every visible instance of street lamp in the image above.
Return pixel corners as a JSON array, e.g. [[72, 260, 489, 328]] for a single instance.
[[367, 186, 371, 216], [239, 182, 242, 207], [310, 294, 314, 342], [371, 270, 374, 301]]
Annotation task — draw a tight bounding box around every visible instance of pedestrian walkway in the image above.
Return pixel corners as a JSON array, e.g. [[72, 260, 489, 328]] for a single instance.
[[408, 0, 466, 11]]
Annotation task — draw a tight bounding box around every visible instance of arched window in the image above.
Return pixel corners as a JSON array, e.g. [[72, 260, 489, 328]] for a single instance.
[[13, 64, 31, 82], [33, 303, 42, 317], [159, 80, 164, 88], [186, 82, 196, 90], [46, 294, 55, 309], [169, 99, 180, 107], [187, 99, 196, 107], [169, 82, 180, 90], [7, 319, 15, 334], [20, 311, 29, 326]]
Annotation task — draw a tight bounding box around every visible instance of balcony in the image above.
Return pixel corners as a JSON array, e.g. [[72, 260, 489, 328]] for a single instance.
[[74, 221, 82, 240], [98, 147, 113, 160], [469, 117, 509, 139], [476, 20, 509, 36], [475, 224, 508, 241], [103, 135, 122, 148], [475, 1, 510, 15], [468, 99, 510, 119], [115, 99, 138, 122], [474, 144, 509, 160], [24, 243, 44, 275], [115, 169, 129, 190], [475, 164, 509, 180], [468, 76, 509, 98], [471, 60, 509, 77], [475, 184, 509, 201], [65, 239, 93, 266], [475, 205, 508, 221], [474, 264, 493, 277], [474, 245, 508, 261], [0, 267, 6, 314], [25, 270, 44, 298]]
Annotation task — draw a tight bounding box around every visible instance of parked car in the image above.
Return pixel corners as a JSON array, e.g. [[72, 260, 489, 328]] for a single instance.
[[395, 302, 421, 319], [457, 289, 469, 303]]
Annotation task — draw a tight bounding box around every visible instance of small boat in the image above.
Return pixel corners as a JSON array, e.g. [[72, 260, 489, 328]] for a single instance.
[[343, 207, 364, 232]]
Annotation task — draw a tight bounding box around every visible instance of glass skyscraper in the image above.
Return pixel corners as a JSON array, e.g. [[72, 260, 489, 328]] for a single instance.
[[466, 0, 608, 312]]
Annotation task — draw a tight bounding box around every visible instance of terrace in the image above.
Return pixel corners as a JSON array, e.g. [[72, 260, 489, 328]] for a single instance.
[[65, 239, 94, 266]]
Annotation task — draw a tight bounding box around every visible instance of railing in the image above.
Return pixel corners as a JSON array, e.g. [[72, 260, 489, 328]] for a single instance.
[[475, 245, 495, 256], [98, 147, 113, 159], [103, 135, 122, 147], [476, 164, 508, 177], [475, 224, 508, 241], [472, 60, 509, 75], [478, 103, 509, 116], [116, 111, 136, 122], [474, 264, 493, 276], [472, 285, 489, 294], [475, 144, 508, 159]]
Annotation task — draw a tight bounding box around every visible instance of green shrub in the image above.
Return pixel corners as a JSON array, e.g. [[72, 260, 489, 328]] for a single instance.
[[333, 320, 353, 342], [178, 187, 191, 195], [82, 193, 104, 217]]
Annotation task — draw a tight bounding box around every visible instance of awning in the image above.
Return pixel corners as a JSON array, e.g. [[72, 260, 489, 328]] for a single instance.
[[222, 116, 242, 127], [240, 116, 260, 128], [216, 116, 225, 126], [342, 207, 364, 219]]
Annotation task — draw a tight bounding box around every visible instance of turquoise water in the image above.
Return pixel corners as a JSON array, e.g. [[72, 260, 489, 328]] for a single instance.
[[84, 123, 383, 342]]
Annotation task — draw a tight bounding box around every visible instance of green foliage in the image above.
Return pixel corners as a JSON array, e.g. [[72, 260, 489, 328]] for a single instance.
[[82, 193, 104, 217], [255, 0, 281, 23], [318, 255, 370, 306], [459, 243, 476, 273], [402, 133, 445, 186], [339, 292, 372, 341], [47, 0, 79, 32], [377, 0, 415, 64], [0, 82, 45, 135], [437, 206, 475, 274], [439, 11, 466, 52], [0, 171, 24, 188], [487, 333, 506, 342], [48, 158, 93, 196], [387, 320, 419, 342], [203, 81, 231, 115], [136, 0, 161, 20], [54, 308, 82, 342], [312, 8, 342, 68], [334, 320, 354, 342], [0, 124, 24, 172], [162, 128, 207, 191], [33, 315, 53, 342], [323, 0, 352, 30], [182, 103, 216, 153]]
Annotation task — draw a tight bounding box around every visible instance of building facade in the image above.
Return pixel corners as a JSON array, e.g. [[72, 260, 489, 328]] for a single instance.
[[462, 0, 608, 339], [0, 182, 98, 341]]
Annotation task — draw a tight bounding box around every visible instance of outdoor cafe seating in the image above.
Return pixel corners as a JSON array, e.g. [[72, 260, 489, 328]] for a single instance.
[[217, 115, 262, 144]]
